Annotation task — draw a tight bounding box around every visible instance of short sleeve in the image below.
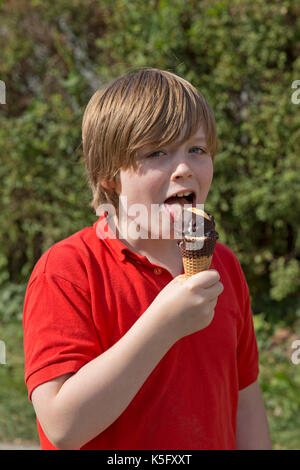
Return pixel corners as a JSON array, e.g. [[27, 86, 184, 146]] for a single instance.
[[236, 272, 259, 390], [23, 273, 102, 400]]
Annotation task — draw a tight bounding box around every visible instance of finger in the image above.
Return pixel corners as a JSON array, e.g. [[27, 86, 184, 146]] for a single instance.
[[205, 297, 219, 316], [200, 282, 223, 301], [189, 269, 221, 288], [209, 297, 218, 310], [203, 299, 217, 317]]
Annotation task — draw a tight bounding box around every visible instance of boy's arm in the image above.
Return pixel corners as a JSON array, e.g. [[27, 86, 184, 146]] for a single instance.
[[31, 304, 175, 450], [236, 379, 272, 450], [31, 270, 222, 450]]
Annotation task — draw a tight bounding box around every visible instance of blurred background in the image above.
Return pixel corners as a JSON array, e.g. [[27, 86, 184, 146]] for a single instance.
[[0, 0, 299, 449]]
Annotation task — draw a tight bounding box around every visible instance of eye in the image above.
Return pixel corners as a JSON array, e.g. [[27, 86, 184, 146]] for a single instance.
[[190, 147, 206, 154], [147, 150, 165, 158], [145, 146, 207, 158]]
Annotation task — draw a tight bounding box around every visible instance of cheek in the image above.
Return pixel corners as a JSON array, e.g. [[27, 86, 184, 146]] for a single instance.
[[119, 173, 155, 205], [197, 160, 213, 199], [200, 159, 213, 184], [118, 172, 138, 196], [131, 170, 162, 196]]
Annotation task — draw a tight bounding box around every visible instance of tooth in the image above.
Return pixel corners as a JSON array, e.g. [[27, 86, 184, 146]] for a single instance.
[[175, 192, 192, 197]]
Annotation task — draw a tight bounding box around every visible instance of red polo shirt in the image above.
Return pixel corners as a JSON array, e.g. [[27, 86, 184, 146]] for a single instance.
[[23, 214, 259, 450]]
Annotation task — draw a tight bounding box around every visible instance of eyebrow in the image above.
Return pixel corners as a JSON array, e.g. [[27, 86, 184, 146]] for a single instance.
[[138, 136, 207, 155], [176, 136, 207, 147], [188, 138, 207, 144], [185, 134, 207, 143]]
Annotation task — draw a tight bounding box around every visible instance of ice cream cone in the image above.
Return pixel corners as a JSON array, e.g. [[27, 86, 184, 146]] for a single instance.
[[178, 208, 218, 279], [180, 236, 217, 278]]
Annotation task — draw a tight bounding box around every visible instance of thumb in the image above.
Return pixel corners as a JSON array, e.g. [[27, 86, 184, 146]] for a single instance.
[[174, 274, 187, 283]]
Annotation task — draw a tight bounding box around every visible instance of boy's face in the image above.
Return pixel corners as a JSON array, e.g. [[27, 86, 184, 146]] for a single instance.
[[109, 125, 213, 240]]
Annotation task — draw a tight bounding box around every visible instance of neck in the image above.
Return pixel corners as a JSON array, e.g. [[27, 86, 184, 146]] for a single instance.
[[110, 215, 183, 275]]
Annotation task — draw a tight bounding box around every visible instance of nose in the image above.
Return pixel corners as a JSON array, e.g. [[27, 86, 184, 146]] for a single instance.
[[170, 154, 193, 181]]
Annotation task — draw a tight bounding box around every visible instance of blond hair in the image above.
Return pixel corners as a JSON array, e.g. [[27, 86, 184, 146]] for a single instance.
[[82, 67, 218, 215]]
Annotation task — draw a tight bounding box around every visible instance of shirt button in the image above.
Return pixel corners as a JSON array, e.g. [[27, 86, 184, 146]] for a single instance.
[[154, 267, 163, 275]]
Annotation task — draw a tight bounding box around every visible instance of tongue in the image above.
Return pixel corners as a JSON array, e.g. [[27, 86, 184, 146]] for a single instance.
[[164, 197, 187, 222]]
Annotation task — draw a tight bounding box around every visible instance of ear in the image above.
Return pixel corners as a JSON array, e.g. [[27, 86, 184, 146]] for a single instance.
[[100, 179, 116, 191]]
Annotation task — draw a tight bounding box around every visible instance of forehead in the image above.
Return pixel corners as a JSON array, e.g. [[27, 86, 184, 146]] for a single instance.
[[178, 124, 207, 144], [137, 124, 207, 154]]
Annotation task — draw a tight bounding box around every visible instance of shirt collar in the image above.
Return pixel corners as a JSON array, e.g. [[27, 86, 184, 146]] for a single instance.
[[93, 213, 152, 265]]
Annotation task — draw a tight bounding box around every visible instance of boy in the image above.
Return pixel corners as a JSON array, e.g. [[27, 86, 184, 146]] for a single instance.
[[23, 68, 272, 450]]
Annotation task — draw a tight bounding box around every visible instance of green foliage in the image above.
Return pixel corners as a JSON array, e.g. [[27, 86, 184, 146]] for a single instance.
[[0, 0, 299, 447], [270, 258, 300, 301], [0, 283, 26, 323], [1, 0, 299, 324], [0, 319, 39, 444], [254, 315, 300, 449]]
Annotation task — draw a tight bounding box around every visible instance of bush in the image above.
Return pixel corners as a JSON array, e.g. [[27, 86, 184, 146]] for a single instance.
[[0, 0, 299, 324], [0, 283, 26, 324]]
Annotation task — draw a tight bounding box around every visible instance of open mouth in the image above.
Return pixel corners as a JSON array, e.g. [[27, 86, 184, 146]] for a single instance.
[[164, 191, 196, 207], [163, 191, 196, 222]]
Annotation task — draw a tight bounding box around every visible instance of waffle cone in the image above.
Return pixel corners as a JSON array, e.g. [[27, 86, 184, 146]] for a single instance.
[[179, 236, 217, 279], [182, 253, 213, 277]]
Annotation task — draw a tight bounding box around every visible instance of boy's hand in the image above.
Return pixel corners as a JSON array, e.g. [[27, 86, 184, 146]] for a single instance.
[[149, 270, 224, 343]]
